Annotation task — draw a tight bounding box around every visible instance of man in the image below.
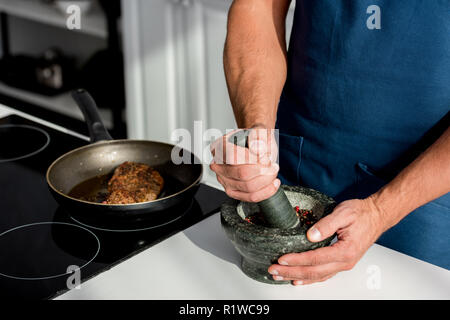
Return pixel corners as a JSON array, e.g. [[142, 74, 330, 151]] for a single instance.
[[210, 0, 450, 285]]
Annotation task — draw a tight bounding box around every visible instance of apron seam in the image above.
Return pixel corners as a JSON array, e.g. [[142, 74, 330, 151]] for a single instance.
[[296, 137, 304, 184], [426, 200, 450, 211]]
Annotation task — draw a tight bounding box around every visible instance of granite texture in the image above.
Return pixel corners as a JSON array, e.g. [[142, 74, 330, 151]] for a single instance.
[[221, 185, 336, 284]]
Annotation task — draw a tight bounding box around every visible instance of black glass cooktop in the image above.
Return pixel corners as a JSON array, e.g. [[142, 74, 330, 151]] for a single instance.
[[0, 114, 227, 299]]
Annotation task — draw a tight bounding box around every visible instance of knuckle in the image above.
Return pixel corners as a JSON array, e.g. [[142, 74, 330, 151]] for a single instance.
[[346, 208, 358, 221], [260, 165, 276, 177], [216, 175, 224, 186], [236, 167, 249, 180], [249, 192, 260, 203], [268, 184, 278, 197], [258, 165, 270, 176], [224, 189, 235, 198], [280, 268, 295, 279], [239, 182, 251, 193], [242, 181, 256, 193], [303, 270, 319, 280], [310, 255, 321, 266]]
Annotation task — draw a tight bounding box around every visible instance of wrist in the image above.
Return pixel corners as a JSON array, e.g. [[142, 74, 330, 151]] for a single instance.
[[366, 188, 398, 232], [249, 123, 271, 129], [235, 110, 275, 129], [239, 119, 274, 130]]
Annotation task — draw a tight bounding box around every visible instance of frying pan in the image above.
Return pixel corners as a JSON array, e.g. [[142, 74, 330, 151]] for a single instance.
[[46, 89, 202, 221]]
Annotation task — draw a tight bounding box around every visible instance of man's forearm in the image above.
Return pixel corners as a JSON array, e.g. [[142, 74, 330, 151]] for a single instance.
[[370, 126, 450, 231], [224, 0, 291, 129]]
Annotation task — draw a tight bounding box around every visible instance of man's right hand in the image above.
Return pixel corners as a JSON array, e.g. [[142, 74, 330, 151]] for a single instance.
[[217, 0, 290, 201], [209, 128, 280, 202]]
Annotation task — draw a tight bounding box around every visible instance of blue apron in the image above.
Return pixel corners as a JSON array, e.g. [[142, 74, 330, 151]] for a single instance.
[[276, 0, 450, 269]]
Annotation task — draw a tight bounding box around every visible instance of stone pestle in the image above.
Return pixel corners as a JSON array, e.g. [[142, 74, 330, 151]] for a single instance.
[[228, 130, 299, 229]]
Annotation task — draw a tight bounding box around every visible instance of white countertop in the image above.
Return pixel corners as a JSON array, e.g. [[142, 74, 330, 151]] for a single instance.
[[1, 104, 449, 300], [56, 212, 450, 300]]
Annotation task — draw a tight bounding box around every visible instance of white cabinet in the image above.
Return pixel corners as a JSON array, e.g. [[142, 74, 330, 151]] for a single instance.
[[0, 0, 112, 126]]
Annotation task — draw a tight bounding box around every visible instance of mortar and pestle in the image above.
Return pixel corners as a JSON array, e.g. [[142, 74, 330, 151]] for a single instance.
[[220, 130, 336, 284]]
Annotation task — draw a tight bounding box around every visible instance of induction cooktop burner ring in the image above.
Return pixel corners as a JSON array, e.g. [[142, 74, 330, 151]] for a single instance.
[[69, 200, 194, 233], [0, 124, 51, 163], [0, 222, 100, 281]]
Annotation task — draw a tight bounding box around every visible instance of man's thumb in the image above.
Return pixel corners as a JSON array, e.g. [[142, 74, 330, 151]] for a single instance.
[[248, 128, 269, 156], [307, 212, 342, 242]]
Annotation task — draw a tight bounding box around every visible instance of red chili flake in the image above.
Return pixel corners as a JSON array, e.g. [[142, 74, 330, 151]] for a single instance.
[[246, 206, 318, 228]]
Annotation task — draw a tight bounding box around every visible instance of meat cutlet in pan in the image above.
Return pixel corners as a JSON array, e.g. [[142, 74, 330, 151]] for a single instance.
[[103, 161, 164, 204]]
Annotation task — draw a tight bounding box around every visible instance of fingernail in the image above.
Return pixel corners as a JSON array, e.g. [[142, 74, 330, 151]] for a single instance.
[[294, 280, 303, 286], [249, 140, 266, 154], [269, 269, 278, 275], [273, 276, 284, 281], [273, 179, 281, 188], [279, 260, 288, 266], [308, 226, 322, 242]]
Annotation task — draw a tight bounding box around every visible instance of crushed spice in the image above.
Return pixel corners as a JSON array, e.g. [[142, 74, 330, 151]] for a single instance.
[[244, 203, 319, 227]]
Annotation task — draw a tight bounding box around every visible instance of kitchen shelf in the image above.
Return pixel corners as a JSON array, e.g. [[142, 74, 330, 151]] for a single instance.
[[0, 0, 107, 38], [0, 82, 112, 127]]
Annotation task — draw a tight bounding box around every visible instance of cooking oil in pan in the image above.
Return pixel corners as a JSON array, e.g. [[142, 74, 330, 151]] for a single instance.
[[68, 174, 110, 203], [67, 173, 184, 203]]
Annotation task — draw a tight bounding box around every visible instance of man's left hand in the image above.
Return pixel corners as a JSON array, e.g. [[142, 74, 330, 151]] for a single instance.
[[268, 197, 387, 285]]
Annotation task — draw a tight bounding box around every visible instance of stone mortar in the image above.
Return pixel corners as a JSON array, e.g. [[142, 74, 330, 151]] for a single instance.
[[221, 185, 336, 284]]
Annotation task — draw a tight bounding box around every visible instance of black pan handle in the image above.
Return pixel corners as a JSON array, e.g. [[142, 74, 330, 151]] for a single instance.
[[71, 89, 113, 143]]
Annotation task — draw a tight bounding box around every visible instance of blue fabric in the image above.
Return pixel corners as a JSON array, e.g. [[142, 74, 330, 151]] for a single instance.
[[276, 0, 450, 269]]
